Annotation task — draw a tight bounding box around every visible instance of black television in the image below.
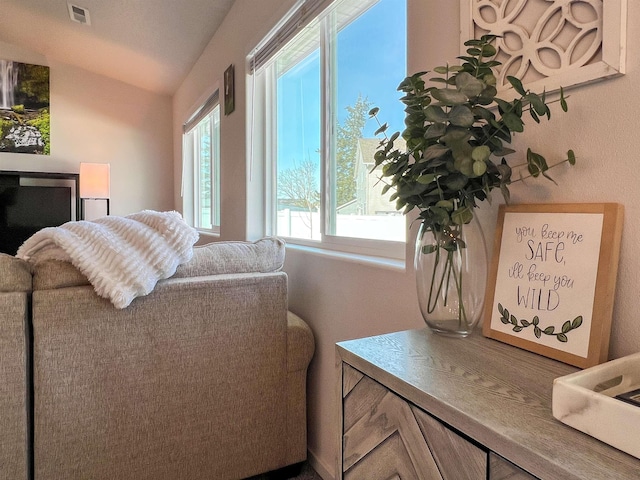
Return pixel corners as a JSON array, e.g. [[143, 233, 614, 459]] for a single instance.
[[0, 171, 79, 255]]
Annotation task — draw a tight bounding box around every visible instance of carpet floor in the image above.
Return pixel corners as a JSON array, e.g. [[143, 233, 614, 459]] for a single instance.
[[246, 461, 322, 480]]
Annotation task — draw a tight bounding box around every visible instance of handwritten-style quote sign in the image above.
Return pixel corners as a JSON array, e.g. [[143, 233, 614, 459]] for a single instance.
[[489, 212, 604, 358]]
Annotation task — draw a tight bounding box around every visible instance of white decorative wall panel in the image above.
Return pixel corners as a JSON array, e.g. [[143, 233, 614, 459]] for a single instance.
[[461, 0, 627, 95]]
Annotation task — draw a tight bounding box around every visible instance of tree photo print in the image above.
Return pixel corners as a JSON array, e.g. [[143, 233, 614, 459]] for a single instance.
[[0, 60, 50, 155]]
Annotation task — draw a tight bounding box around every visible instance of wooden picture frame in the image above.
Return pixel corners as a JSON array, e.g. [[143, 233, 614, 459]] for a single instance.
[[483, 203, 624, 368], [224, 64, 235, 116]]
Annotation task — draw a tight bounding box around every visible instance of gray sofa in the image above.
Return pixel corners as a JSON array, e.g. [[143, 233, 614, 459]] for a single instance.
[[0, 238, 314, 480]]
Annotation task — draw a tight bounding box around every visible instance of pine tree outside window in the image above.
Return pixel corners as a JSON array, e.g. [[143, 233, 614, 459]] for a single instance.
[[250, 0, 407, 260]]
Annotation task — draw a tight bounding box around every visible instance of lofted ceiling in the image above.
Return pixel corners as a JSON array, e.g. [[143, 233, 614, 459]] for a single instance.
[[0, 0, 236, 95]]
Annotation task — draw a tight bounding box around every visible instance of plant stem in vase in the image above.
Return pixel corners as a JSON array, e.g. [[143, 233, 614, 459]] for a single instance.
[[415, 219, 487, 336]]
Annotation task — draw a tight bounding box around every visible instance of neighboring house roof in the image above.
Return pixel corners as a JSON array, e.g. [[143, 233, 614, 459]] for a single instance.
[[357, 138, 381, 166]]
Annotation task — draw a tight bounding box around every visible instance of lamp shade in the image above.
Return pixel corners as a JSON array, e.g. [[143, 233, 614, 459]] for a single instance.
[[80, 163, 110, 199]]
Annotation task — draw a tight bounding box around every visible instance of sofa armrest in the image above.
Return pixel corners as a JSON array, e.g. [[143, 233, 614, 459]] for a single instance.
[[287, 311, 315, 373]]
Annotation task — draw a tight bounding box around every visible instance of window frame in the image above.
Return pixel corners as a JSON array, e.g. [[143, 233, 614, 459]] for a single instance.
[[182, 90, 221, 235], [251, 0, 407, 261]]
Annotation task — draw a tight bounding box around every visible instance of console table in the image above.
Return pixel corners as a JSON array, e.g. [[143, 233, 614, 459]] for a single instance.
[[337, 328, 640, 479]]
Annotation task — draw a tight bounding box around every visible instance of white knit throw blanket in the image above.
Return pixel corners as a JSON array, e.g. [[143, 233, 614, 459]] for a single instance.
[[17, 210, 199, 309]]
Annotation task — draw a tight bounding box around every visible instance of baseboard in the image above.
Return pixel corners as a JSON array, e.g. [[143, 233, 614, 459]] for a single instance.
[[307, 449, 334, 480]]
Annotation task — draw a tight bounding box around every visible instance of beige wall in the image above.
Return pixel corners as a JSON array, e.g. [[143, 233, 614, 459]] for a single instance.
[[0, 41, 174, 216], [174, 1, 640, 477]]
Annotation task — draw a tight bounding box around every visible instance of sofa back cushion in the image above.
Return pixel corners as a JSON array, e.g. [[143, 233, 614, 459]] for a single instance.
[[32, 259, 90, 291], [31, 237, 286, 291], [0, 253, 32, 292], [173, 237, 285, 278]]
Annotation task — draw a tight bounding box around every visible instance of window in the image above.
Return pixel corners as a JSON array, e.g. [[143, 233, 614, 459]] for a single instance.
[[182, 91, 220, 233], [250, 0, 407, 259]]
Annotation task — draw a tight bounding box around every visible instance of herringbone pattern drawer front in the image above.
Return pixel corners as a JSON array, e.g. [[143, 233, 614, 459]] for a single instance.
[[342, 364, 486, 480]]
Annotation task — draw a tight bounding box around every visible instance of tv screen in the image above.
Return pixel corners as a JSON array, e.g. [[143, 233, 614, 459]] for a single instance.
[[0, 185, 72, 255]]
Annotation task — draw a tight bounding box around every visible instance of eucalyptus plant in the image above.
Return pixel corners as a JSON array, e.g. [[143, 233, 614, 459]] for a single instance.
[[370, 35, 576, 233], [370, 35, 576, 333]]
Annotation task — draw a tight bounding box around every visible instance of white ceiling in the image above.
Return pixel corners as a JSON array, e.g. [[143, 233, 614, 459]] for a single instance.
[[0, 0, 236, 95]]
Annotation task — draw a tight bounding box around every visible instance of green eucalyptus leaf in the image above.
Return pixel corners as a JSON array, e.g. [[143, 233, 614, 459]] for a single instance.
[[560, 87, 568, 112], [425, 123, 446, 139], [528, 94, 548, 116], [483, 73, 497, 86], [424, 105, 448, 123], [417, 173, 436, 184], [430, 206, 450, 225], [435, 199, 454, 211], [472, 106, 495, 122], [480, 44, 497, 57], [368, 107, 380, 117], [472, 145, 491, 162], [507, 76, 527, 96], [442, 172, 468, 190], [374, 123, 389, 136], [441, 128, 471, 144], [530, 108, 540, 124], [495, 98, 513, 114], [451, 206, 473, 225], [568, 149, 576, 165], [449, 105, 474, 127], [557, 333, 568, 343], [472, 160, 487, 176], [455, 72, 485, 98], [502, 112, 524, 132], [421, 144, 450, 162], [455, 156, 474, 176], [432, 88, 467, 105], [476, 85, 498, 105], [526, 148, 549, 177]]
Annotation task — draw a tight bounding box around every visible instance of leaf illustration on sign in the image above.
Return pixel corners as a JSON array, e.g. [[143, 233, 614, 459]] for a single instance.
[[498, 303, 583, 343]]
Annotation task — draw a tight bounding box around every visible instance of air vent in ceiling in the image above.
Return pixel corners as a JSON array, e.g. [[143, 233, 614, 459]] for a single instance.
[[67, 3, 91, 25]]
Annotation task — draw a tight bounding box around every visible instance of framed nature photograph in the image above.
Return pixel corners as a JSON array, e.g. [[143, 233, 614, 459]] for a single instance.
[[483, 203, 624, 368], [0, 60, 50, 154]]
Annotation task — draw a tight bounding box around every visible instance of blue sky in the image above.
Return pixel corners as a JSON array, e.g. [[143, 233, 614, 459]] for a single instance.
[[277, 0, 407, 171]]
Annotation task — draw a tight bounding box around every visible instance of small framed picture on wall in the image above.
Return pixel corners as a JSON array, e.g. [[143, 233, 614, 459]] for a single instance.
[[224, 64, 235, 116]]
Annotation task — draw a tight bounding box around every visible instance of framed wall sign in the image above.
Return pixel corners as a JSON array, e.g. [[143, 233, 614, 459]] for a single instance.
[[483, 203, 623, 368]]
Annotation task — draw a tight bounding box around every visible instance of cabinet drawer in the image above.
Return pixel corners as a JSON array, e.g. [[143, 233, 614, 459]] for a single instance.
[[488, 453, 536, 480], [342, 364, 486, 480]]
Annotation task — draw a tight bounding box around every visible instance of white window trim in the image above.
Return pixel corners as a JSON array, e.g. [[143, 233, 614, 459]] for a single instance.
[[182, 89, 221, 235], [249, 0, 407, 261]]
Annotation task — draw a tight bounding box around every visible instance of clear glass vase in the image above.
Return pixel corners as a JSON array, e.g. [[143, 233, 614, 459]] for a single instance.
[[414, 219, 488, 337]]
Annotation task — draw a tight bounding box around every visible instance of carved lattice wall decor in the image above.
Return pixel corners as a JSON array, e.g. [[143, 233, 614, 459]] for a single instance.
[[461, 0, 627, 96]]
